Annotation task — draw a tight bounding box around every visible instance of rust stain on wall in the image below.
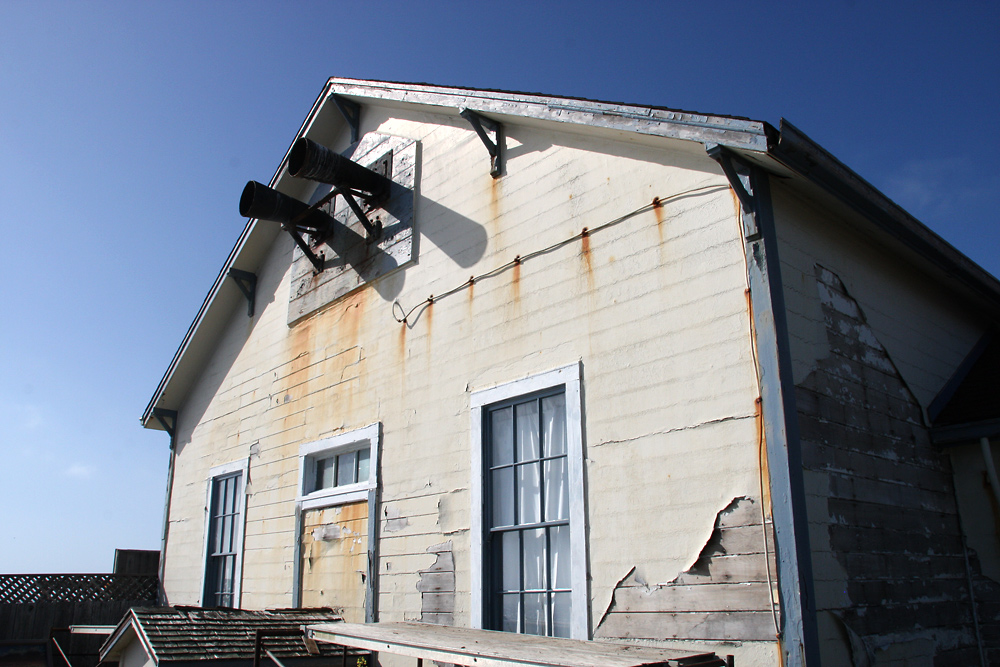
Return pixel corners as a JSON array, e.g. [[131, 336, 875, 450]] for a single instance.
[[509, 257, 521, 311], [580, 229, 595, 292], [333, 290, 367, 353], [466, 277, 475, 320], [729, 188, 741, 221], [653, 196, 665, 244], [488, 177, 503, 251], [300, 501, 369, 622], [290, 316, 315, 362]]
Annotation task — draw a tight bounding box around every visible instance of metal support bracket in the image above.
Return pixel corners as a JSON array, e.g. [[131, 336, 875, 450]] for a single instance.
[[335, 187, 382, 241], [153, 408, 178, 447], [460, 108, 504, 178], [332, 95, 361, 143], [706, 145, 761, 240], [283, 223, 325, 273], [227, 268, 257, 317]]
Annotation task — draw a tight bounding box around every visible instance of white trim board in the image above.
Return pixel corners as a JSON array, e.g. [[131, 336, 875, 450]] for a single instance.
[[199, 458, 250, 608], [470, 361, 588, 640]]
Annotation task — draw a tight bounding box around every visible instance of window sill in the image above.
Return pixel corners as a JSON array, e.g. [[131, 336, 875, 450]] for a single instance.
[[298, 483, 372, 510]]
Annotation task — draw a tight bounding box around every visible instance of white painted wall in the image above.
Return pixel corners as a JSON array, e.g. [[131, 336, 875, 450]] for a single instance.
[[118, 632, 154, 667], [160, 101, 775, 663]]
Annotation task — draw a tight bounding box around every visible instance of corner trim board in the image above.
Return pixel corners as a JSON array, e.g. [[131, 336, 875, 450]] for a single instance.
[[708, 146, 820, 667]]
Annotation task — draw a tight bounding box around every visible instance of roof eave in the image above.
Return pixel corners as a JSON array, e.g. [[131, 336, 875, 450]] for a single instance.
[[140, 79, 771, 430], [764, 118, 1000, 313]]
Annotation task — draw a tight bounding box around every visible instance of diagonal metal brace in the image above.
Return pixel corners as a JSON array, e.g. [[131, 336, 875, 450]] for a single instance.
[[706, 145, 761, 240], [281, 223, 325, 273], [460, 108, 505, 178], [332, 95, 361, 143], [227, 268, 257, 317], [335, 187, 382, 241]]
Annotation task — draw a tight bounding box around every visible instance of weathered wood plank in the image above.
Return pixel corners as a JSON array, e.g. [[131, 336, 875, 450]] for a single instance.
[[610, 582, 774, 613], [597, 610, 776, 642], [308, 621, 725, 667], [288, 133, 417, 324], [677, 554, 772, 583], [414, 572, 455, 593]]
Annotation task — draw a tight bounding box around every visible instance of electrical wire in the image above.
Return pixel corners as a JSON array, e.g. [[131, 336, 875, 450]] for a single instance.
[[391, 184, 727, 324]]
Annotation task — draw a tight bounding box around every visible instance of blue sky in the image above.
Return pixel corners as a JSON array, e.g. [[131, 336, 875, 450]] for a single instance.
[[0, 1, 997, 573]]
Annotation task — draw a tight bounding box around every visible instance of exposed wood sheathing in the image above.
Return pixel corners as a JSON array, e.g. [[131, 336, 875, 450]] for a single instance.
[[796, 265, 986, 664], [595, 497, 777, 641], [417, 541, 455, 626]]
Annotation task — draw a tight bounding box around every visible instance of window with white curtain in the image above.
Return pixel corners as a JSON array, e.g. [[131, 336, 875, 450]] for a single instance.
[[470, 363, 588, 640], [486, 389, 571, 637]]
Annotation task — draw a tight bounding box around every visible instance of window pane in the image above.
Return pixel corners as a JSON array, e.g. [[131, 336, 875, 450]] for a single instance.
[[491, 407, 514, 466], [517, 463, 541, 524], [523, 593, 548, 636], [213, 517, 224, 553], [228, 476, 241, 513], [337, 451, 357, 486], [550, 525, 570, 589], [516, 402, 540, 461], [220, 514, 231, 554], [357, 447, 370, 483], [502, 594, 521, 633], [551, 593, 571, 638], [315, 457, 335, 490], [543, 458, 568, 521], [542, 394, 566, 457], [501, 531, 520, 591], [523, 528, 547, 591], [492, 467, 514, 527]]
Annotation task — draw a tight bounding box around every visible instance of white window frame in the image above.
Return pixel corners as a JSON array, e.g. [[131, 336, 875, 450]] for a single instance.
[[297, 423, 380, 511], [200, 458, 249, 608], [470, 362, 588, 639]]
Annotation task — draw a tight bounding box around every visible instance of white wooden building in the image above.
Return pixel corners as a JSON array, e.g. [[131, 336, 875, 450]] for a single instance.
[[141, 79, 1000, 667]]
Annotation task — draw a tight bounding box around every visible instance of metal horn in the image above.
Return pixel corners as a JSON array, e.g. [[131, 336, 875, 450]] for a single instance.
[[288, 138, 392, 201], [239, 181, 334, 236]]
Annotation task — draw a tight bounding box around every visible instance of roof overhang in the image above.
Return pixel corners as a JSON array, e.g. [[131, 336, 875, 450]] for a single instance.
[[142, 78, 1000, 432], [139, 78, 772, 430], [100, 610, 153, 664]]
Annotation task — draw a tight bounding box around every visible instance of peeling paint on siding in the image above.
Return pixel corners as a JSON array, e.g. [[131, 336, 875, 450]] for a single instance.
[[383, 504, 410, 533], [798, 264, 986, 664], [417, 541, 455, 626], [595, 497, 777, 642]]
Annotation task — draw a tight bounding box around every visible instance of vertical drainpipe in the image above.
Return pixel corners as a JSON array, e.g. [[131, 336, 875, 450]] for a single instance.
[[707, 146, 821, 667], [152, 409, 179, 606]]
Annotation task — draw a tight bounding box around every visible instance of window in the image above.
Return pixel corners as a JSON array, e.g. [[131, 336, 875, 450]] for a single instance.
[[202, 460, 247, 608], [470, 363, 587, 639], [298, 423, 380, 510]]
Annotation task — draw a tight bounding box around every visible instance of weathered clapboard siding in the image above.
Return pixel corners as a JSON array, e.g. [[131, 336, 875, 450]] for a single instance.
[[300, 501, 368, 621], [772, 181, 991, 664], [161, 94, 775, 664], [596, 497, 777, 642]]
